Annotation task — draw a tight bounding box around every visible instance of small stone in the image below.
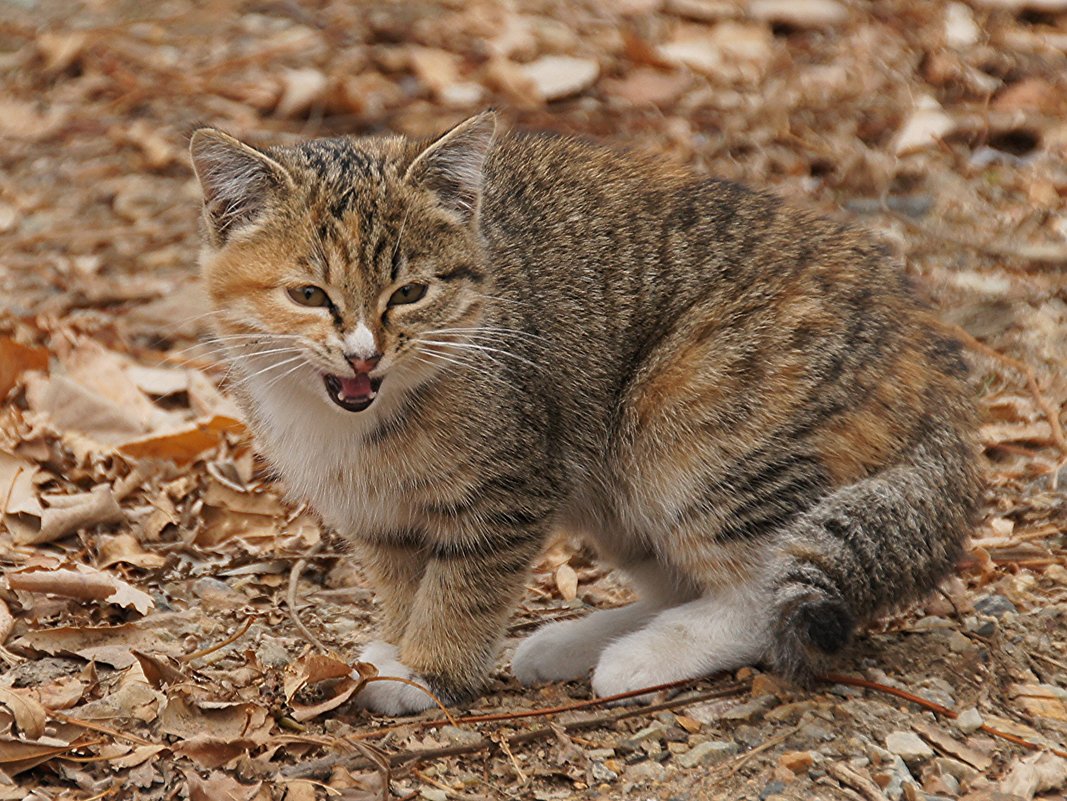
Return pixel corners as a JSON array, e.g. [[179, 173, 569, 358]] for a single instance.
[[625, 760, 666, 784], [944, 2, 980, 48], [419, 790, 448, 801], [590, 760, 618, 783], [779, 751, 816, 774], [587, 748, 615, 760], [749, 0, 849, 27], [721, 694, 780, 722], [667, 741, 690, 755], [933, 757, 979, 784], [675, 740, 740, 768], [894, 95, 955, 155], [255, 636, 291, 667], [956, 707, 984, 734], [664, 726, 689, 743], [630, 723, 667, 743], [885, 731, 934, 766], [947, 631, 977, 654], [759, 779, 787, 800], [520, 55, 599, 102], [910, 615, 954, 633], [974, 594, 1017, 618], [733, 725, 764, 748], [764, 700, 819, 722]]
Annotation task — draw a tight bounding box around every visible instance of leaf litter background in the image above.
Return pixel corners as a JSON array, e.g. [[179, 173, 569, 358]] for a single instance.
[[1, 0, 1067, 799]]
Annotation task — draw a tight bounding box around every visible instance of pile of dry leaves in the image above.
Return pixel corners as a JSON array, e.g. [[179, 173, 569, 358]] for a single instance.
[[1, 1, 1066, 799]]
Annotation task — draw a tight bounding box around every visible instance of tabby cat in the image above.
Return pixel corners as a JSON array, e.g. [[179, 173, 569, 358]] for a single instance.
[[190, 112, 980, 715]]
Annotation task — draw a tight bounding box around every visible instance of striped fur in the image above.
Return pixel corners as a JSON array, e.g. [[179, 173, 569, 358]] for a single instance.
[[191, 113, 981, 712]]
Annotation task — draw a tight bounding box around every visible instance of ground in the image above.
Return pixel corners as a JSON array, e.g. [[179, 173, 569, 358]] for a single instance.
[[0, 1, 1066, 799]]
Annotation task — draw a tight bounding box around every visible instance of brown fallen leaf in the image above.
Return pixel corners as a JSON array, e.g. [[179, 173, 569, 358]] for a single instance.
[[0, 687, 46, 740], [6, 564, 153, 615], [97, 533, 167, 570], [283, 653, 354, 703], [12, 620, 182, 669], [184, 768, 263, 801], [0, 337, 48, 399], [0, 599, 12, 648], [0, 732, 91, 777], [11, 484, 125, 546], [118, 414, 244, 465]]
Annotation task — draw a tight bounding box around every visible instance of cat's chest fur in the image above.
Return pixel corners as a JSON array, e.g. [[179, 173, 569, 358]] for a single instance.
[[246, 372, 459, 539]]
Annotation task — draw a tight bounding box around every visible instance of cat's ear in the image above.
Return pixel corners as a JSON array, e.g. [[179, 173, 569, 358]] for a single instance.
[[405, 111, 496, 224], [189, 128, 292, 245]]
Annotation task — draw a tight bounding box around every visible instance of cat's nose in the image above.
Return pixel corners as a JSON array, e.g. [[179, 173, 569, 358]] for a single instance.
[[346, 353, 381, 374]]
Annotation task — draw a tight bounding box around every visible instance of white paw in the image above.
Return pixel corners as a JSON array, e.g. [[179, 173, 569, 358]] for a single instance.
[[353, 641, 436, 715], [591, 637, 685, 703], [512, 620, 603, 686]]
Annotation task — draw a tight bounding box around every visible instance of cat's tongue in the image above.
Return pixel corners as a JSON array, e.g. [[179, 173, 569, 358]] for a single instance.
[[323, 372, 379, 412], [337, 373, 373, 401]]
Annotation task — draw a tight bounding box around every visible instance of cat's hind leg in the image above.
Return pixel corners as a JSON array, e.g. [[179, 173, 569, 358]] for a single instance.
[[591, 579, 771, 699], [512, 560, 689, 686]]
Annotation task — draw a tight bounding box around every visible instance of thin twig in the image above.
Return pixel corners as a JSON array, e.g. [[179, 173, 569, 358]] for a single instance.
[[288, 542, 329, 653], [820, 673, 1067, 759], [360, 676, 459, 728], [286, 684, 746, 779], [50, 713, 153, 747], [181, 614, 255, 663]]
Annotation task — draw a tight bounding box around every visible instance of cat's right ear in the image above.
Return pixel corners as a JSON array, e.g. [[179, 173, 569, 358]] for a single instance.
[[189, 129, 292, 246], [405, 111, 496, 225]]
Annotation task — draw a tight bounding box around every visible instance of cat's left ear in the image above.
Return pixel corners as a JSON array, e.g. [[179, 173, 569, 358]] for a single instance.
[[405, 111, 496, 225]]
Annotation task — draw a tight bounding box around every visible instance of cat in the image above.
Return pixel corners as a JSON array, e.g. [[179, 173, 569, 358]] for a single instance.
[[190, 111, 981, 715]]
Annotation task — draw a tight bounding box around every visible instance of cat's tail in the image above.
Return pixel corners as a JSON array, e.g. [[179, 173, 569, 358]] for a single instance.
[[768, 418, 981, 685]]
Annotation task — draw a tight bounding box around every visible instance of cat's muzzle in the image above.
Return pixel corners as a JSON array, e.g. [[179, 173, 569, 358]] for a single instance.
[[323, 372, 382, 412]]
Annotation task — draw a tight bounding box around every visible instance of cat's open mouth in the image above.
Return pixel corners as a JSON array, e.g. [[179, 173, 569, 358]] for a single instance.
[[323, 373, 382, 413]]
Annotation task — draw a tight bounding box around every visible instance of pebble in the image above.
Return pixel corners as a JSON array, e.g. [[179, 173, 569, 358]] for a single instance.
[[675, 740, 740, 768], [748, 0, 848, 27], [945, 2, 980, 48], [625, 759, 667, 784], [759, 780, 787, 800], [419, 790, 448, 801], [894, 95, 955, 155], [778, 751, 816, 774], [947, 630, 977, 654], [885, 731, 934, 766], [590, 760, 618, 783], [974, 594, 1017, 618], [721, 694, 780, 722], [964, 615, 997, 637], [733, 724, 765, 748], [521, 55, 599, 102], [955, 707, 984, 734]]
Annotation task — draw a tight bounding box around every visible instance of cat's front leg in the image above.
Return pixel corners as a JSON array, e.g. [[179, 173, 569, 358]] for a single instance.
[[354, 536, 429, 644], [356, 528, 546, 715]]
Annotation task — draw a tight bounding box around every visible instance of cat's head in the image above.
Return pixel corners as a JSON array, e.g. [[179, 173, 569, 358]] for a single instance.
[[190, 112, 495, 414]]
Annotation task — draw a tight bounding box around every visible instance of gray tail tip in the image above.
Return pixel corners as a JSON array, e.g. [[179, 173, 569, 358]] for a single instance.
[[773, 596, 855, 686]]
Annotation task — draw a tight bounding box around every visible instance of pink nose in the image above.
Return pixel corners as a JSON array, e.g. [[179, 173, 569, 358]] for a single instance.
[[347, 353, 381, 374]]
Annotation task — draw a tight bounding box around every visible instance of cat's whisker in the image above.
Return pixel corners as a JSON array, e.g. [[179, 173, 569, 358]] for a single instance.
[[258, 360, 310, 391], [416, 339, 541, 371], [233, 354, 306, 384]]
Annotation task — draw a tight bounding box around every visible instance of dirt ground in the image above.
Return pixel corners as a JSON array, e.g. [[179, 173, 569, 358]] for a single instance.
[[1, 1, 1066, 799]]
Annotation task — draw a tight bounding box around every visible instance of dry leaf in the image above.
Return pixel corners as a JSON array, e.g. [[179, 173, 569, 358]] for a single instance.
[[0, 687, 46, 740], [0, 337, 48, 399], [97, 533, 168, 570], [12, 485, 125, 546], [13, 620, 181, 669], [283, 653, 354, 703], [6, 564, 154, 614], [119, 415, 244, 465], [554, 563, 579, 601]]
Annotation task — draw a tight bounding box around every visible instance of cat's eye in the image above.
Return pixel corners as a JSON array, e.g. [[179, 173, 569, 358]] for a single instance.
[[388, 283, 428, 306], [287, 285, 329, 307]]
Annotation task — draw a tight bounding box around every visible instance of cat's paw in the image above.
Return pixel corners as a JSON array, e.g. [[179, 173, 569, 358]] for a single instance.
[[591, 639, 679, 704], [353, 641, 437, 716], [512, 620, 603, 686]]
